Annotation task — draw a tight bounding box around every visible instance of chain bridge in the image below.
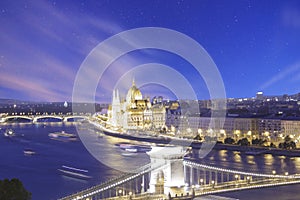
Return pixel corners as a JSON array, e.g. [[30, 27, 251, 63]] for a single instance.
[[59, 146, 300, 200]]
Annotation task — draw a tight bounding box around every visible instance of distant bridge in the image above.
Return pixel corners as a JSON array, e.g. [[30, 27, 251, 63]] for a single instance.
[[0, 114, 89, 123]]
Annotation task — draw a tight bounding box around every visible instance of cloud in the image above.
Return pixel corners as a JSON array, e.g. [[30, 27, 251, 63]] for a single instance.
[[0, 72, 68, 101], [0, 0, 124, 101], [259, 62, 300, 90], [0, 31, 77, 101]]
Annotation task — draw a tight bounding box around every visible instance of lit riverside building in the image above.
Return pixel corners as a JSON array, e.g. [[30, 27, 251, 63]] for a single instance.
[[107, 80, 166, 131]]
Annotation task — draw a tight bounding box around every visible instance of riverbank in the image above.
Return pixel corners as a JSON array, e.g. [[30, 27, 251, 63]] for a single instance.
[[213, 143, 300, 157], [90, 122, 300, 157]]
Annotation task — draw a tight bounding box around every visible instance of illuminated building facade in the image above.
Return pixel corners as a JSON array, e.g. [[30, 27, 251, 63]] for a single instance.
[[107, 80, 166, 130]]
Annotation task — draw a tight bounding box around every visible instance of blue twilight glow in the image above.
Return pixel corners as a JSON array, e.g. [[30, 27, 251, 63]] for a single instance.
[[1, 0, 300, 102]]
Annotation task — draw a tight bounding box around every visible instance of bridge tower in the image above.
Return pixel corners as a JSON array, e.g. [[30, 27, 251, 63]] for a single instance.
[[147, 146, 186, 196]]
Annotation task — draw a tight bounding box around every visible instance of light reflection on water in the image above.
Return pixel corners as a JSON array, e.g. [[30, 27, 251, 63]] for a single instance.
[[198, 149, 300, 176], [197, 148, 300, 200], [2, 122, 300, 200]]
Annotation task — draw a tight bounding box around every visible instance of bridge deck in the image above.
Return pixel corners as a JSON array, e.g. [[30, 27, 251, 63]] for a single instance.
[[59, 163, 153, 200], [59, 159, 300, 200]]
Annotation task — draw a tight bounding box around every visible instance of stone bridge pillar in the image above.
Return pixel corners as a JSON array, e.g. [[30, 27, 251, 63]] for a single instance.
[[146, 146, 186, 196]]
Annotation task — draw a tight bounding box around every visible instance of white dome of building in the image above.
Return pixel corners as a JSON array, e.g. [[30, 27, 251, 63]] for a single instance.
[[126, 80, 142, 102]]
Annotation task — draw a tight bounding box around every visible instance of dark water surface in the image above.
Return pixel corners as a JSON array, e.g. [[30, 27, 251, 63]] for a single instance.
[[0, 123, 124, 200], [197, 150, 300, 200], [1, 123, 300, 200]]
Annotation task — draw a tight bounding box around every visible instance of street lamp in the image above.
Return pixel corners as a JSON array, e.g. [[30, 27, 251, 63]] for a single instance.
[[118, 189, 123, 196], [285, 172, 289, 176], [235, 174, 239, 180], [141, 183, 144, 192], [199, 178, 204, 185], [246, 176, 250, 184], [184, 183, 189, 192], [235, 174, 239, 186], [129, 191, 133, 199], [211, 180, 215, 188], [191, 185, 195, 197]]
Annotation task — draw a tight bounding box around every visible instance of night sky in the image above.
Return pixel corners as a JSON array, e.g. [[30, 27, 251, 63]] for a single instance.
[[1, 0, 300, 102]]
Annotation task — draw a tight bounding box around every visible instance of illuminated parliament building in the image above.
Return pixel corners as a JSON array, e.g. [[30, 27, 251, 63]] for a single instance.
[[107, 80, 166, 130]]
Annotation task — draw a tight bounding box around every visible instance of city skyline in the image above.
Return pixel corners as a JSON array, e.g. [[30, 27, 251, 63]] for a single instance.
[[1, 0, 300, 102]]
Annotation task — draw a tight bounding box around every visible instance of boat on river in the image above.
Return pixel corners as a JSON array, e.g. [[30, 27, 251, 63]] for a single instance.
[[4, 128, 14, 137], [116, 142, 152, 153], [58, 165, 92, 180], [48, 131, 77, 142], [23, 148, 36, 156]]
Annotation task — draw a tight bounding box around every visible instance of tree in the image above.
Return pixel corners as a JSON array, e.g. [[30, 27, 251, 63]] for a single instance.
[[0, 178, 31, 200], [252, 138, 266, 146], [159, 127, 167, 134], [237, 138, 250, 146], [279, 142, 284, 149], [284, 135, 292, 143], [270, 142, 277, 148], [290, 141, 296, 149], [193, 134, 202, 141], [224, 137, 235, 144], [279, 137, 297, 150]]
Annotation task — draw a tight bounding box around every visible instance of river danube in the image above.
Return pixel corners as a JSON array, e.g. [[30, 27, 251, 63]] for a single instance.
[[1, 123, 300, 200]]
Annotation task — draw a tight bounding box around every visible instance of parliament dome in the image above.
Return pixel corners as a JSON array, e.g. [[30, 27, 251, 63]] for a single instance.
[[126, 80, 142, 102]]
